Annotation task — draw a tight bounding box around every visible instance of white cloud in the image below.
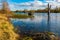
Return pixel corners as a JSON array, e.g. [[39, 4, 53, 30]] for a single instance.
[[14, 1, 48, 10], [58, 0, 60, 2], [9, 4, 16, 11], [15, 1, 44, 6], [12, 1, 46, 10], [33, 1, 43, 6], [45, 0, 60, 8], [0, 3, 2, 9], [8, 0, 60, 10], [19, 2, 31, 6]]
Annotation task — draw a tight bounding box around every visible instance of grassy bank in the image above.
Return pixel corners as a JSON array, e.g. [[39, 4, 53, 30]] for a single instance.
[[0, 14, 19, 40], [11, 14, 34, 19]]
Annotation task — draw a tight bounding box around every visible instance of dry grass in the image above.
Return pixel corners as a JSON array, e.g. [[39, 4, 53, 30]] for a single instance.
[[0, 14, 19, 40]]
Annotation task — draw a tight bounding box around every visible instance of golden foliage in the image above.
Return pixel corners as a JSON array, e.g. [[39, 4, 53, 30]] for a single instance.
[[0, 14, 19, 40]]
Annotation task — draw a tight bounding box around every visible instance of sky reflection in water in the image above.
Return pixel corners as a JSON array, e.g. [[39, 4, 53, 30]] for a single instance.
[[11, 13, 60, 36]]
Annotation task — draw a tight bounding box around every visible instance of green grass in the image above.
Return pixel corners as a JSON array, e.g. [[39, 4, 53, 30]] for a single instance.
[[11, 14, 34, 19]]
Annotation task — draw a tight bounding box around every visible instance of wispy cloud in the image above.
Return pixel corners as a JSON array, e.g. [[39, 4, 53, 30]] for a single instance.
[[7, 0, 60, 10], [58, 0, 60, 2], [13, 1, 47, 10], [9, 4, 16, 11]]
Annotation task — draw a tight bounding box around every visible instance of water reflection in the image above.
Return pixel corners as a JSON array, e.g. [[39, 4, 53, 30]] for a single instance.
[[11, 13, 60, 36]]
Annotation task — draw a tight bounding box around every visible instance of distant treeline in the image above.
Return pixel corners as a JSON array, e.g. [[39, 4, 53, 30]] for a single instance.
[[14, 8, 60, 13]]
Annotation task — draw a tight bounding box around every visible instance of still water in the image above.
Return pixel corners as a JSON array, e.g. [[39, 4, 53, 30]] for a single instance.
[[11, 13, 60, 36]]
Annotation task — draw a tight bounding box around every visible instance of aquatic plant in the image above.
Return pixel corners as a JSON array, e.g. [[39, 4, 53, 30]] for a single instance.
[[23, 37, 32, 40]]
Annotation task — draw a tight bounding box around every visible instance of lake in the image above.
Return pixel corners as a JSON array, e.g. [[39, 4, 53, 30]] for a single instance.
[[10, 13, 60, 36]]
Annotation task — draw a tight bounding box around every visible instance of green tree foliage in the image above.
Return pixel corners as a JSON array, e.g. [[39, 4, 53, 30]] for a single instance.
[[14, 7, 60, 13]]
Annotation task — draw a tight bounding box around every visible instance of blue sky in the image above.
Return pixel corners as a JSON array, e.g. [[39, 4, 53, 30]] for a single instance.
[[5, 0, 60, 11], [8, 0, 44, 3]]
